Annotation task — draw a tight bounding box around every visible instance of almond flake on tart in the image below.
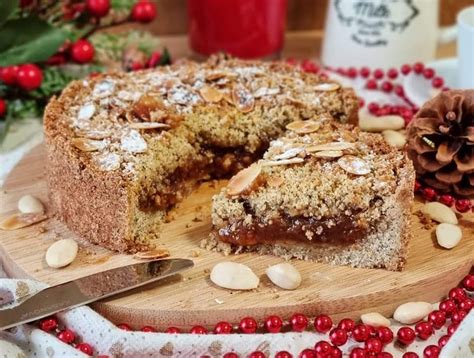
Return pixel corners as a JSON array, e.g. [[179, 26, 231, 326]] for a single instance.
[[314, 83, 341, 91], [262, 158, 305, 167], [286, 120, 320, 134], [337, 155, 371, 175], [129, 122, 170, 130], [226, 164, 262, 196], [71, 138, 107, 152], [306, 141, 355, 152], [232, 85, 255, 113], [199, 85, 224, 103], [313, 150, 344, 159], [0, 213, 48, 231]]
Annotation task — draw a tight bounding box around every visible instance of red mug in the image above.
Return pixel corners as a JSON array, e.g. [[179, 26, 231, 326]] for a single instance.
[[188, 0, 287, 59]]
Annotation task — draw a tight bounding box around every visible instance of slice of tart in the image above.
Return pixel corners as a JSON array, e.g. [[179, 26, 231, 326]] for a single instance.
[[206, 118, 415, 271]]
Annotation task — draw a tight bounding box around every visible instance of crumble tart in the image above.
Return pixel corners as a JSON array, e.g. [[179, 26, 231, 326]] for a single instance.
[[44, 55, 358, 253], [206, 119, 415, 271]]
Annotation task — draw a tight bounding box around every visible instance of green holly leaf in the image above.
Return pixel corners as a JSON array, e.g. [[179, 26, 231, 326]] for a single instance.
[[0, 17, 68, 66], [0, 0, 18, 26]]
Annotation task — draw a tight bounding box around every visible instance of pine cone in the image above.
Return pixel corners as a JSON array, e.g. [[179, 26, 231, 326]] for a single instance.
[[406, 90, 474, 196]]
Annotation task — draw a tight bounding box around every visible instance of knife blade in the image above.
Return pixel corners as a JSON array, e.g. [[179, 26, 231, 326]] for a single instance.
[[0, 258, 193, 330]]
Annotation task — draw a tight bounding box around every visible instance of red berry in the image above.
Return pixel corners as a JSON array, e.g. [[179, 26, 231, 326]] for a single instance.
[[381, 81, 393, 92], [336, 67, 346, 75], [451, 310, 467, 324], [214, 321, 233, 334], [46, 53, 67, 66], [86, 0, 110, 17], [423, 345, 440, 358], [77, 342, 94, 356], [353, 324, 370, 342], [350, 347, 367, 358], [413, 62, 424, 74], [314, 340, 332, 355], [57, 329, 75, 343], [459, 299, 473, 312], [265, 315, 283, 333], [71, 39, 95, 64], [366, 325, 377, 337], [365, 338, 382, 353], [368, 102, 380, 114], [455, 199, 471, 213], [286, 58, 297, 66], [117, 323, 132, 331], [239, 317, 258, 333], [415, 321, 433, 340], [141, 325, 156, 332], [423, 68, 435, 79], [401, 64, 411, 75], [301, 60, 319, 73], [329, 328, 348, 346], [0, 66, 19, 85], [347, 67, 358, 78], [387, 68, 398, 79], [366, 79, 378, 90], [249, 351, 266, 358], [439, 194, 455, 207], [438, 334, 450, 348], [462, 274, 474, 291], [360, 67, 371, 78], [331, 346, 342, 358], [402, 353, 419, 358], [440, 299, 457, 317], [16, 64, 42, 91], [378, 353, 393, 358], [314, 314, 332, 333], [432, 77, 444, 88], [337, 318, 355, 332], [414, 180, 422, 192], [298, 349, 316, 358], [397, 327, 416, 345], [394, 85, 404, 96], [39, 317, 58, 332], [275, 352, 292, 358], [449, 287, 467, 303], [422, 187, 437, 201], [190, 325, 207, 334], [224, 353, 239, 358], [291, 313, 309, 332], [447, 322, 459, 336], [376, 327, 394, 344], [165, 326, 180, 333], [131, 0, 157, 23], [148, 51, 162, 68], [428, 310, 446, 329], [373, 69, 384, 79]]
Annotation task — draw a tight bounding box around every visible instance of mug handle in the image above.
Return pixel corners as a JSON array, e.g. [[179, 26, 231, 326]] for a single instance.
[[438, 25, 457, 44]]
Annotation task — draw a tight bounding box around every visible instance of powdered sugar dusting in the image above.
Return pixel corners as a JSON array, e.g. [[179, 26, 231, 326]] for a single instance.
[[120, 130, 147, 153], [93, 152, 121, 171]]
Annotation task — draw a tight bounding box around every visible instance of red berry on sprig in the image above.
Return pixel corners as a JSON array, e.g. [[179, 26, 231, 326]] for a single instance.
[[0, 99, 7, 118], [86, 0, 110, 18], [16, 64, 43, 91], [0, 65, 19, 86], [71, 39, 95, 64], [131, 0, 157, 23]]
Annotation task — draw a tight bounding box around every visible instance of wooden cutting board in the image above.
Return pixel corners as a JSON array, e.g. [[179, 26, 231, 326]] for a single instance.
[[1, 145, 473, 330]]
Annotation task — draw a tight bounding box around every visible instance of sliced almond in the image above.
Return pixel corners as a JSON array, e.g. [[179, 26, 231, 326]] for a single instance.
[[421, 202, 458, 224], [232, 85, 255, 113], [337, 155, 371, 175], [76, 129, 111, 140], [267, 176, 284, 188], [129, 122, 170, 130], [314, 83, 341, 91], [18, 195, 44, 214], [436, 223, 462, 249], [306, 141, 355, 152], [0, 213, 47, 231], [199, 85, 223, 103], [313, 150, 344, 159], [286, 120, 320, 134], [132, 94, 165, 120], [273, 147, 304, 160], [71, 138, 106, 152], [134, 248, 170, 260], [227, 164, 261, 196], [206, 70, 237, 81], [262, 158, 305, 167]]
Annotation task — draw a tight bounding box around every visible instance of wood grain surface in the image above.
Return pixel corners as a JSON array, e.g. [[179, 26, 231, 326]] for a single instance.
[[0, 145, 473, 329]]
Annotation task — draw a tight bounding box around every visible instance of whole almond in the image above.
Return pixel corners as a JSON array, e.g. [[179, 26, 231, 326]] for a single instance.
[[361, 312, 391, 327], [210, 262, 259, 290], [266, 263, 302, 290], [359, 113, 405, 132], [18, 195, 44, 214], [436, 223, 462, 249], [421, 202, 458, 224], [45, 239, 78, 269], [393, 302, 432, 324], [382, 130, 406, 148]]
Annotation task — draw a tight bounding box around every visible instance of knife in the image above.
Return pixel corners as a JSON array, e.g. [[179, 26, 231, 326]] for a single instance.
[[0, 258, 193, 330]]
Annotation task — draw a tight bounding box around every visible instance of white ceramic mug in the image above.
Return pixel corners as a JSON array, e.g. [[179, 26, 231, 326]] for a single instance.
[[321, 0, 456, 69], [458, 6, 474, 89]]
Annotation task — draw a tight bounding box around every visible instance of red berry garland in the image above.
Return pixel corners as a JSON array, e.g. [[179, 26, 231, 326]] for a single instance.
[[265, 315, 283, 333], [397, 327, 416, 345], [314, 314, 333, 333], [240, 317, 258, 334]]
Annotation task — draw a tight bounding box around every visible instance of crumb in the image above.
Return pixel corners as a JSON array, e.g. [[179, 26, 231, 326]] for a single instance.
[[214, 298, 224, 304], [273, 294, 280, 299], [192, 214, 204, 222], [185, 223, 192, 228], [190, 249, 200, 258], [38, 225, 47, 234], [415, 210, 434, 229], [203, 268, 210, 275], [209, 180, 218, 188]]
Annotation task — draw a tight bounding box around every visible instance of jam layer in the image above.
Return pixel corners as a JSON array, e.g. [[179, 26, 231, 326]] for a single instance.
[[215, 214, 369, 246]]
